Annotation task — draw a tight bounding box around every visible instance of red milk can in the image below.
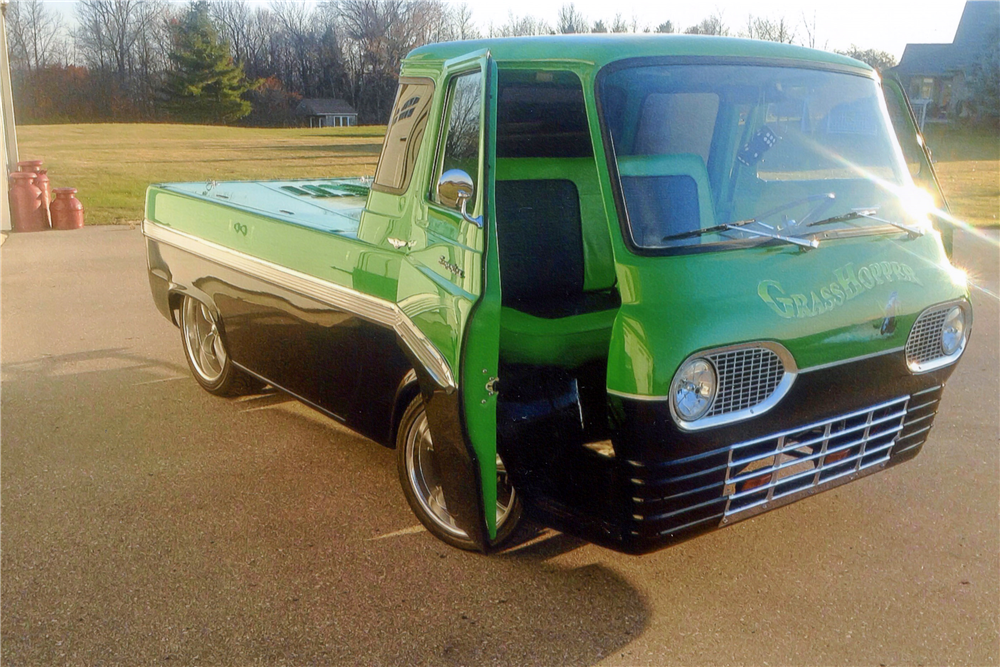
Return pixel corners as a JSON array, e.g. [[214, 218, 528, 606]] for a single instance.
[[50, 188, 85, 230], [33, 168, 53, 227], [17, 159, 43, 174], [9, 172, 49, 232]]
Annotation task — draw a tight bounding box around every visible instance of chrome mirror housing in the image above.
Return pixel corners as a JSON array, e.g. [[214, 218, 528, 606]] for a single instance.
[[437, 169, 481, 227], [437, 169, 474, 209]]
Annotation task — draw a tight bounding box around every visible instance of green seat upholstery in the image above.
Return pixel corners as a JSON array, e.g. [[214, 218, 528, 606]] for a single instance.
[[499, 306, 617, 367], [495, 158, 615, 292], [616, 153, 716, 246], [494, 157, 619, 368]]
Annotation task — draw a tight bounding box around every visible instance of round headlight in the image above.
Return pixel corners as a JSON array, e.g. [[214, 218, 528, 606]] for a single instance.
[[672, 358, 717, 422], [941, 306, 966, 355]]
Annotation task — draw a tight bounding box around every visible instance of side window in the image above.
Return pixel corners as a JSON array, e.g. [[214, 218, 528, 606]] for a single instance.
[[373, 79, 434, 194], [496, 69, 592, 158], [433, 71, 483, 210], [884, 82, 926, 178]]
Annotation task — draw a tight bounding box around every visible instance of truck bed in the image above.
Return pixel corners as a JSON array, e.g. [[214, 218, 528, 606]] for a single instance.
[[153, 177, 371, 237]]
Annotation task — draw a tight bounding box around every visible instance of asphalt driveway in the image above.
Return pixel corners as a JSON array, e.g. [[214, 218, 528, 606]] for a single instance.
[[2, 225, 997, 665]]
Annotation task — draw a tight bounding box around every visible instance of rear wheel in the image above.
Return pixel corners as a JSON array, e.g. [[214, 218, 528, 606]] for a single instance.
[[396, 395, 522, 551], [179, 295, 259, 397]]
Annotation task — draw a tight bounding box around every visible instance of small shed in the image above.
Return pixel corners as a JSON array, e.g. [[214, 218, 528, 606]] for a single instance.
[[295, 99, 358, 128]]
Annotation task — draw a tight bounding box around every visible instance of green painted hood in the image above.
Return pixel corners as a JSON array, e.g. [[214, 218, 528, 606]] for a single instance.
[[607, 232, 970, 396]]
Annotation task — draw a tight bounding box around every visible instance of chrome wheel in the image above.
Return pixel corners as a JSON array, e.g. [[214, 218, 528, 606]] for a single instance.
[[404, 408, 517, 540], [182, 297, 227, 384]]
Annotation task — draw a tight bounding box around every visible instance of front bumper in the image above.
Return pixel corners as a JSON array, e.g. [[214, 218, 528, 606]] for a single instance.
[[520, 349, 955, 554]]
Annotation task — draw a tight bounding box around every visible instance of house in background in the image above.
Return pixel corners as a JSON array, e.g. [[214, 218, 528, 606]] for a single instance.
[[295, 99, 358, 128], [890, 0, 999, 127]]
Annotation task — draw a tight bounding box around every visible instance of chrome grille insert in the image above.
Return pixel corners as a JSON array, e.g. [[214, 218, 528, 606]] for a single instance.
[[671, 342, 797, 431], [905, 301, 971, 373], [707, 347, 785, 417], [723, 396, 909, 518], [906, 307, 949, 365]]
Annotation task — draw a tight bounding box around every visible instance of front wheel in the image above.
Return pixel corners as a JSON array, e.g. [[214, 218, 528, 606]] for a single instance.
[[179, 295, 260, 397], [396, 395, 522, 551]]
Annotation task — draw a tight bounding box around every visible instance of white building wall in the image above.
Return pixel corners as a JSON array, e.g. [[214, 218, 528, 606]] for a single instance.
[[0, 0, 17, 231]]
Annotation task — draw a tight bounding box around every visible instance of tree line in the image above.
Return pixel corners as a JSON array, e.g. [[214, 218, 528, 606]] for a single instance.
[[5, 0, 901, 126]]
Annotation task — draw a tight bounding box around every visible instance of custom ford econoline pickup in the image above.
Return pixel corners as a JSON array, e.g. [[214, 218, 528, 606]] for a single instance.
[[144, 36, 970, 553]]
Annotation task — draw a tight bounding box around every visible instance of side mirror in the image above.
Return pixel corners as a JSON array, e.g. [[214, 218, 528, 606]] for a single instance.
[[437, 169, 482, 227]]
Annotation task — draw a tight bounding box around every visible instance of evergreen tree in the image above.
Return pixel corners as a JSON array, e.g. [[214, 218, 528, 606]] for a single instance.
[[163, 1, 255, 124]]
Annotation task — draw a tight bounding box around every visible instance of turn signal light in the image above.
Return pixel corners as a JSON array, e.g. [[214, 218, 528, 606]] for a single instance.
[[739, 472, 772, 493], [825, 449, 849, 465]]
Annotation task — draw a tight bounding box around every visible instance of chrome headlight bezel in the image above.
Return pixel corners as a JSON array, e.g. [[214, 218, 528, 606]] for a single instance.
[[668, 342, 798, 431]]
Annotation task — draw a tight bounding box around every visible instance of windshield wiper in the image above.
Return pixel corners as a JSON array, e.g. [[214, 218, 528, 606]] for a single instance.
[[662, 218, 818, 250], [807, 208, 926, 238], [662, 216, 766, 242]]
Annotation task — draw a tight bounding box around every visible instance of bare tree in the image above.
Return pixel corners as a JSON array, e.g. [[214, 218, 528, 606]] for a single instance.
[[655, 21, 675, 34], [557, 4, 589, 34], [491, 11, 551, 37], [835, 45, 897, 73], [5, 0, 66, 71], [684, 12, 728, 36], [610, 13, 629, 33], [451, 3, 479, 41], [270, 0, 322, 96], [801, 11, 818, 49], [211, 1, 273, 80], [742, 15, 795, 44], [337, 0, 451, 121], [72, 0, 171, 118], [74, 0, 166, 84]]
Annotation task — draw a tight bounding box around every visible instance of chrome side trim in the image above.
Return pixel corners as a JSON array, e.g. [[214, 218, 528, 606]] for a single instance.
[[798, 346, 905, 374], [143, 220, 457, 390], [607, 389, 669, 402]]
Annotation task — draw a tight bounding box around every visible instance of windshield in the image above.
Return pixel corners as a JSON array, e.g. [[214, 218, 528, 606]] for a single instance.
[[598, 63, 915, 252]]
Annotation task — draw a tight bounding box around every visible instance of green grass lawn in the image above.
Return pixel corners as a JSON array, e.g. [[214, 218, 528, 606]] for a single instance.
[[17, 122, 1000, 227], [922, 125, 1000, 228], [18, 124, 386, 225]]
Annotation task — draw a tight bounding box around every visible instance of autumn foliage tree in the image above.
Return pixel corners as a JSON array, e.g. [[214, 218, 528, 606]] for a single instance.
[[162, 1, 255, 124]]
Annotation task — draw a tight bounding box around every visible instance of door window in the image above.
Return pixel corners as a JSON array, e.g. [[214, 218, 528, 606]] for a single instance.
[[433, 71, 483, 210]]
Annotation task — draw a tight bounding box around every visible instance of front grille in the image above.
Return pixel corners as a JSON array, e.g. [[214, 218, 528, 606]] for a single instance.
[[622, 386, 943, 550], [706, 347, 785, 417], [722, 396, 909, 517], [906, 306, 950, 367]]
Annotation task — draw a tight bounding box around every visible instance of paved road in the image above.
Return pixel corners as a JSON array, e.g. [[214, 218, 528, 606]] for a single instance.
[[2, 226, 997, 666]]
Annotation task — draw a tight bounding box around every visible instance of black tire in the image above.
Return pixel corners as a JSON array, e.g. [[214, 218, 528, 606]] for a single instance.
[[179, 295, 261, 397], [395, 394, 522, 551]]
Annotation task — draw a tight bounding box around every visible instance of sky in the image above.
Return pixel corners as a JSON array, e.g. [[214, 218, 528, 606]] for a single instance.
[[465, 0, 975, 59], [39, 0, 978, 60]]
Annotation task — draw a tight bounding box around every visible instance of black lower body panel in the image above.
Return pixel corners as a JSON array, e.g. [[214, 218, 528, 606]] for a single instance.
[[502, 351, 954, 554]]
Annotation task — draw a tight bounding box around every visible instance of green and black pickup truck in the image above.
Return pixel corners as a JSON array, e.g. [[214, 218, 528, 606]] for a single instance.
[[143, 35, 971, 554]]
